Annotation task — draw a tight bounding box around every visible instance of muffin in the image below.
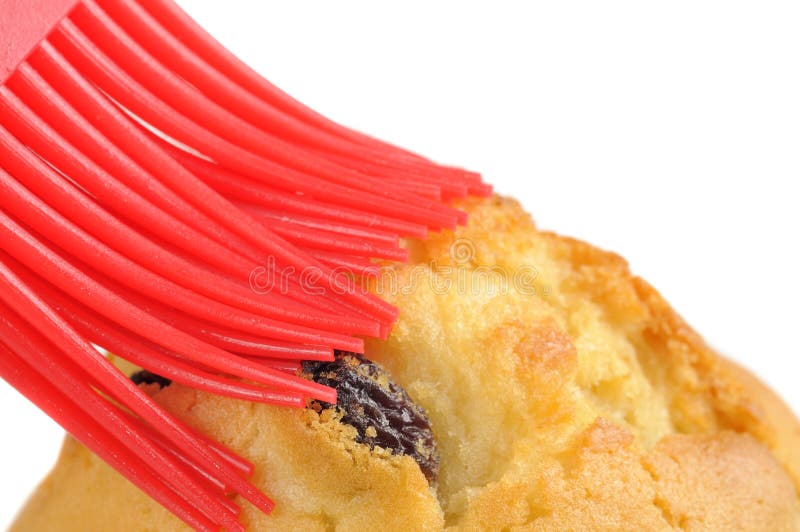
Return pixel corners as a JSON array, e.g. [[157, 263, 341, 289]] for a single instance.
[[13, 196, 800, 531]]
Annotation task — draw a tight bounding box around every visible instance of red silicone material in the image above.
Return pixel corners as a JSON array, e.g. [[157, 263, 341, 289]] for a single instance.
[[0, 0, 78, 84]]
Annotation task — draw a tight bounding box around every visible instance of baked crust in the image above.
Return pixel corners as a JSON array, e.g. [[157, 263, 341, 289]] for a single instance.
[[13, 196, 800, 531]]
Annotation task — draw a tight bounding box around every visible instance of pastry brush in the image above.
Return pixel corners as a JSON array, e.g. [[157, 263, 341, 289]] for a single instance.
[[0, 0, 490, 529]]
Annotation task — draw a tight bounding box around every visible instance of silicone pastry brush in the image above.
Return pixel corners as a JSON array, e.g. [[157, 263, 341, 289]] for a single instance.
[[0, 0, 490, 529]]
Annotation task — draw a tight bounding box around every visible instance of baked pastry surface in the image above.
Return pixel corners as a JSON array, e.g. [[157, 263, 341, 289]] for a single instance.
[[13, 196, 800, 531]]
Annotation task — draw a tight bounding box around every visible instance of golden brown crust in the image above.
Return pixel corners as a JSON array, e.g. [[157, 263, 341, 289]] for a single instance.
[[13, 195, 800, 531], [369, 195, 800, 529]]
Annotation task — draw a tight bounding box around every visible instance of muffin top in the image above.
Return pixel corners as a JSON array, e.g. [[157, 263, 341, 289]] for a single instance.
[[13, 196, 800, 531]]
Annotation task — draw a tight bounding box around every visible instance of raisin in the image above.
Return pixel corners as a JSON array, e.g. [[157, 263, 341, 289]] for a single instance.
[[130, 370, 171, 389], [302, 351, 439, 484]]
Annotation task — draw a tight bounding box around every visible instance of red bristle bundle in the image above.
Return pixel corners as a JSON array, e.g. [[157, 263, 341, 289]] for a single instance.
[[0, 0, 491, 528]]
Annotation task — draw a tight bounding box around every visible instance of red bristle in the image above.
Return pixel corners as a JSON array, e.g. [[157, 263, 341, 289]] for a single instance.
[[166, 145, 429, 239], [323, 149, 478, 193], [385, 171, 474, 196], [153, 449, 235, 505], [470, 182, 495, 197], [305, 250, 382, 279], [0, 302, 245, 529], [441, 167, 485, 183], [257, 219, 405, 262], [0, 342, 222, 531], [235, 203, 401, 246], [377, 179, 443, 200], [245, 358, 303, 374], [197, 431, 255, 479], [321, 152, 471, 196], [265, 219, 409, 263]]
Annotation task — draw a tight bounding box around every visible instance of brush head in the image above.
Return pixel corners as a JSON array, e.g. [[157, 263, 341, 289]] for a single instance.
[[0, 0, 488, 527]]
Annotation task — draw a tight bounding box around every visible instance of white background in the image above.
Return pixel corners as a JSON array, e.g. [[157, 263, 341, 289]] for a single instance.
[[2, 1, 799, 527]]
